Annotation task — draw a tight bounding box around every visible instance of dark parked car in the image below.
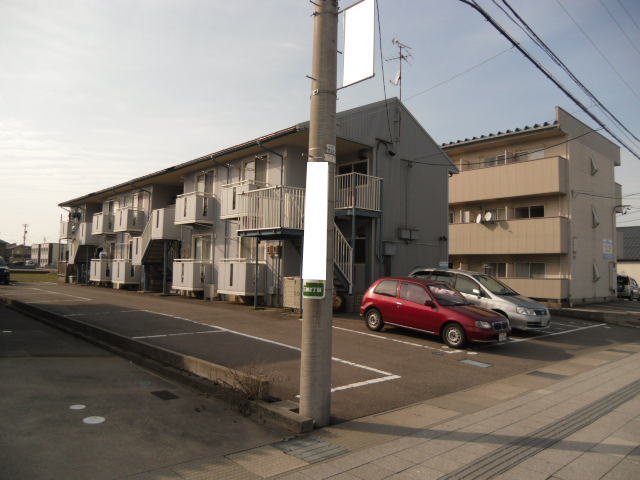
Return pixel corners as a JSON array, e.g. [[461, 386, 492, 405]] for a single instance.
[[617, 275, 640, 300], [359, 277, 510, 348], [0, 256, 10, 285]]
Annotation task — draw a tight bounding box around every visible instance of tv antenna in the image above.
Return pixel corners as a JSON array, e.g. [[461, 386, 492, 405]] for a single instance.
[[22, 224, 28, 246], [386, 38, 412, 101]]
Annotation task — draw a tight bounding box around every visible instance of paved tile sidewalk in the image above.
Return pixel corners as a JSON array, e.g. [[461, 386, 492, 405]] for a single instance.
[[261, 344, 640, 480]]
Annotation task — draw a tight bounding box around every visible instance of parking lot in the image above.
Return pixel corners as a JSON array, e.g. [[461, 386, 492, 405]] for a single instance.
[[2, 281, 640, 422]]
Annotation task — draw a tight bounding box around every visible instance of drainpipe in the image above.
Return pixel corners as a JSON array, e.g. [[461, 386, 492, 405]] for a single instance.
[[254, 237, 260, 309], [162, 240, 168, 295]]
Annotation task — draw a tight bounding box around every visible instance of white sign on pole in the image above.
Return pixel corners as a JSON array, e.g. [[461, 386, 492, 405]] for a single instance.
[[302, 162, 329, 284], [342, 0, 375, 88]]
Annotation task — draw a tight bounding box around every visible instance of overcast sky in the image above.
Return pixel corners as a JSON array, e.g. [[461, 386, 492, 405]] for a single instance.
[[1, 0, 639, 245]]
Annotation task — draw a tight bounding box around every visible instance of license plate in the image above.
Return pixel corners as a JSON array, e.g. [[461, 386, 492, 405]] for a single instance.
[[499, 332, 507, 342]]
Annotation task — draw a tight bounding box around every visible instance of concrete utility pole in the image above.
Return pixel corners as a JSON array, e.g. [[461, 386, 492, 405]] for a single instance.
[[299, 0, 338, 427]]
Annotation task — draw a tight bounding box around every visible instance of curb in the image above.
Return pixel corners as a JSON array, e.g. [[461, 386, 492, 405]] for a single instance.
[[2, 297, 313, 434]]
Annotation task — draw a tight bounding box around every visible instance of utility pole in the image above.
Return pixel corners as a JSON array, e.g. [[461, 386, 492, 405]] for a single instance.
[[22, 224, 29, 246], [299, 0, 338, 427]]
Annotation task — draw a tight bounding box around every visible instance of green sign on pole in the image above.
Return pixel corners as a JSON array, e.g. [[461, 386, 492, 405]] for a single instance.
[[303, 280, 326, 299]]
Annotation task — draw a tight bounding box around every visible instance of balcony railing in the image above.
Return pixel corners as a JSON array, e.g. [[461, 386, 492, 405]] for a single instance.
[[217, 259, 266, 296], [450, 156, 569, 204], [220, 180, 267, 219], [114, 207, 145, 233], [112, 259, 141, 285], [92, 212, 114, 235], [450, 216, 569, 255], [171, 259, 212, 291], [335, 173, 382, 212], [151, 206, 181, 240], [89, 259, 112, 282], [174, 192, 215, 225], [60, 221, 71, 239], [238, 186, 304, 232]]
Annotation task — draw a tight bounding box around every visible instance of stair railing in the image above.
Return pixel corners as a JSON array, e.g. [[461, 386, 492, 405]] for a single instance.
[[334, 223, 352, 293]]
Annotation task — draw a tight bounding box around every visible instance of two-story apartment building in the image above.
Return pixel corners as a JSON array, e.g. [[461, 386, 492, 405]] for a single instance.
[[58, 98, 455, 310], [30, 243, 60, 267], [444, 107, 620, 307]]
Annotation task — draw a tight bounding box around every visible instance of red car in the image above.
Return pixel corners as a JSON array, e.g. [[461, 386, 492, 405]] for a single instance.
[[359, 277, 511, 348]]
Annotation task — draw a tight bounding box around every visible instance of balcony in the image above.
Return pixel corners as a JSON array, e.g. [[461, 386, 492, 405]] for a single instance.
[[238, 186, 304, 235], [89, 259, 112, 283], [171, 260, 212, 291], [114, 207, 145, 233], [220, 180, 266, 219], [450, 217, 569, 255], [217, 260, 266, 296], [70, 222, 98, 246], [60, 221, 71, 239], [92, 213, 114, 235], [450, 156, 569, 204], [335, 173, 382, 215], [112, 259, 141, 286], [151, 206, 181, 240], [501, 277, 569, 301], [174, 192, 215, 225]]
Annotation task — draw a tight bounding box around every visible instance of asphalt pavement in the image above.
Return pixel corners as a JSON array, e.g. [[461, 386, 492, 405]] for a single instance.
[[0, 305, 286, 480]]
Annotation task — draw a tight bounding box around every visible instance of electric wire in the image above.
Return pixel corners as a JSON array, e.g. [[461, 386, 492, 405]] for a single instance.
[[599, 0, 640, 57], [497, 0, 640, 146], [554, 0, 640, 105], [375, 0, 394, 143], [455, 0, 640, 161], [615, 0, 640, 34], [404, 46, 515, 102]]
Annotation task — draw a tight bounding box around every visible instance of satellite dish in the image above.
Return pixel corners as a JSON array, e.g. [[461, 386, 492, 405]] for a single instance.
[[484, 211, 493, 222], [475, 214, 483, 224]]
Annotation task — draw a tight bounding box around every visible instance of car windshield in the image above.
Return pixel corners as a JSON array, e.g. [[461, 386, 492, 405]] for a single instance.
[[472, 274, 518, 295], [428, 283, 468, 306]]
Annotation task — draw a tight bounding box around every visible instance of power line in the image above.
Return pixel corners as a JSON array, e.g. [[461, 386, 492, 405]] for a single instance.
[[497, 0, 640, 146], [456, 0, 640, 161], [375, 0, 394, 143], [554, 0, 640, 105], [616, 0, 640, 34], [599, 0, 640, 58], [404, 46, 514, 102]]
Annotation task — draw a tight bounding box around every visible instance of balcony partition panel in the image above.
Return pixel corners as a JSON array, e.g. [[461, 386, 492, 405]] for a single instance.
[[114, 208, 145, 233], [174, 192, 215, 225], [171, 260, 212, 291]]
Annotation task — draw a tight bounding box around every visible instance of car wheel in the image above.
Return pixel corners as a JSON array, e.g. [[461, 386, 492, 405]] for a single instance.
[[333, 293, 345, 312], [443, 323, 467, 348], [365, 308, 384, 331]]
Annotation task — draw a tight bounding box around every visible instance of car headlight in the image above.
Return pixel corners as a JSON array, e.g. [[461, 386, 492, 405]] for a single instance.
[[516, 307, 536, 315], [475, 320, 492, 329]]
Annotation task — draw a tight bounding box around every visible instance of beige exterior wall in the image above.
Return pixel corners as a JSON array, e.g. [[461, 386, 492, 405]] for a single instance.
[[446, 107, 620, 305], [617, 262, 640, 281]]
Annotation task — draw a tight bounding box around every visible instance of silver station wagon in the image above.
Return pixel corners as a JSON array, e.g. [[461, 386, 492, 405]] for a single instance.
[[409, 268, 551, 331]]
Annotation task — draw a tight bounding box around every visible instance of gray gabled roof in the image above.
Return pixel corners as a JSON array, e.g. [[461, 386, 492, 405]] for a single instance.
[[618, 226, 640, 261]]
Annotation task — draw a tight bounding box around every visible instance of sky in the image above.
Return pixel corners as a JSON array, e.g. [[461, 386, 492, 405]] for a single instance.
[[1, 0, 639, 245]]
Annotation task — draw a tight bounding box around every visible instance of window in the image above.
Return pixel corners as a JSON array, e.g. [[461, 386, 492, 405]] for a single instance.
[[455, 275, 480, 295], [485, 208, 506, 221], [484, 263, 506, 277], [516, 149, 544, 162], [515, 205, 544, 219], [374, 280, 398, 297], [514, 262, 545, 279], [400, 283, 429, 305], [338, 161, 368, 175], [449, 211, 454, 224], [431, 271, 455, 285]]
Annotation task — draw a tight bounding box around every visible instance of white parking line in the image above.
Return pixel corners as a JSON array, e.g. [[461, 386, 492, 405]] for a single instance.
[[132, 330, 224, 339], [64, 310, 141, 317], [3, 287, 92, 301], [332, 325, 463, 354], [508, 323, 606, 343], [137, 309, 401, 391]]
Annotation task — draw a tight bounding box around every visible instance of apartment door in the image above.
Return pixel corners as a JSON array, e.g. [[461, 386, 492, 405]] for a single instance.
[[255, 156, 267, 184], [194, 235, 212, 262]]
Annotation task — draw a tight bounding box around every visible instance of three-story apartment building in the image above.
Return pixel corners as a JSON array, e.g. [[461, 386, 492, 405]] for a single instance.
[[58, 99, 455, 310], [444, 107, 620, 306]]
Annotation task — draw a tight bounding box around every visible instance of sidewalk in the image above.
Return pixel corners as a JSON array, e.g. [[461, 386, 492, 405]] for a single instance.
[[227, 345, 640, 480]]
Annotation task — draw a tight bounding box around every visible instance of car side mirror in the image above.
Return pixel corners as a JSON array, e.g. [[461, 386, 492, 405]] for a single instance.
[[472, 288, 482, 298], [425, 300, 436, 308]]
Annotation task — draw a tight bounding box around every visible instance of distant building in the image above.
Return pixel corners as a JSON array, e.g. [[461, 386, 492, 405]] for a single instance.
[[0, 239, 8, 260], [31, 243, 60, 267], [444, 107, 620, 307], [617, 226, 640, 280], [8, 244, 31, 265]]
